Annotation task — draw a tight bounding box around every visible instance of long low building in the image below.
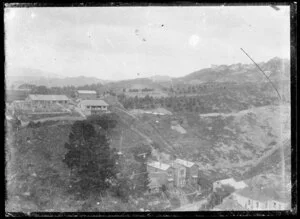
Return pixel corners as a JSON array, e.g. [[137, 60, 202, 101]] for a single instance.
[[231, 187, 290, 210], [26, 94, 70, 105]]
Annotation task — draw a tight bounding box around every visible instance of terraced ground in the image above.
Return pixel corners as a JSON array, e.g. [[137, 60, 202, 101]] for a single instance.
[[111, 103, 290, 181]]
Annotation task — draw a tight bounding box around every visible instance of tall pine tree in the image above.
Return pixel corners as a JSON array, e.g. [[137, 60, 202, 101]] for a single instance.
[[63, 120, 117, 199]]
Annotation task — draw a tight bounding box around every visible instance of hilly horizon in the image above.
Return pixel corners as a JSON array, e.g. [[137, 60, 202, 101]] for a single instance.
[[6, 57, 290, 89], [176, 57, 290, 84]]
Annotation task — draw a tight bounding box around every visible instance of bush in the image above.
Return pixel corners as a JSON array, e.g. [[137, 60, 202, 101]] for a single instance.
[[170, 197, 180, 209], [28, 121, 42, 128]]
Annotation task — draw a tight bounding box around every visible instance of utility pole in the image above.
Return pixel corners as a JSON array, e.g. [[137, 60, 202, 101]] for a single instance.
[[240, 48, 282, 100], [240, 48, 285, 196]]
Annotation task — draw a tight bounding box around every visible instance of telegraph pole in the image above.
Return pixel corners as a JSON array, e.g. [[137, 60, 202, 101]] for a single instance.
[[241, 48, 286, 202]]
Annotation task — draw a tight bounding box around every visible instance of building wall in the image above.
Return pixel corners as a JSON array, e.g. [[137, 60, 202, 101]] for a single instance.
[[232, 193, 287, 210], [173, 165, 186, 188], [266, 200, 288, 210], [28, 99, 69, 105], [79, 104, 108, 115], [186, 165, 198, 185], [147, 165, 175, 187]]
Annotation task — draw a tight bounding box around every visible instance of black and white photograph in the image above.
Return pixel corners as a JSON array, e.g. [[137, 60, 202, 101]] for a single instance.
[[4, 3, 295, 214]]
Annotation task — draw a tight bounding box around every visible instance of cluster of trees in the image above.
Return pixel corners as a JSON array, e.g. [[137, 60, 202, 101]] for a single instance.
[[117, 94, 220, 112], [117, 94, 155, 109], [117, 82, 279, 113], [112, 144, 152, 201], [127, 88, 154, 92], [201, 185, 235, 210], [117, 94, 211, 112], [6, 116, 21, 132], [165, 83, 239, 95], [19, 84, 77, 97]]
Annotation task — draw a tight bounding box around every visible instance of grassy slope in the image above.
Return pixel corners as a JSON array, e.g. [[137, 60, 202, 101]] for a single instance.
[[5, 114, 169, 212], [242, 139, 291, 180], [6, 121, 73, 212]]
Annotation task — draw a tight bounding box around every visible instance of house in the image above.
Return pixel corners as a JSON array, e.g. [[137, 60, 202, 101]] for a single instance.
[[147, 172, 174, 194], [147, 161, 174, 181], [170, 162, 186, 188], [213, 178, 248, 192], [147, 161, 174, 191], [77, 90, 97, 100], [174, 159, 198, 185], [26, 94, 70, 105], [78, 99, 109, 115], [231, 187, 290, 210]]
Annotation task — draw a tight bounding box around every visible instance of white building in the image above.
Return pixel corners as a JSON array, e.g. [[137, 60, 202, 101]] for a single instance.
[[78, 99, 109, 115], [230, 187, 289, 210], [26, 94, 70, 105], [174, 159, 198, 185], [147, 161, 174, 191], [170, 162, 186, 188]]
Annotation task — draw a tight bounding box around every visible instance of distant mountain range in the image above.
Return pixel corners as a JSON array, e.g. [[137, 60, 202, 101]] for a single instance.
[[150, 75, 172, 82], [5, 67, 110, 88], [5, 57, 290, 88], [176, 57, 290, 84]]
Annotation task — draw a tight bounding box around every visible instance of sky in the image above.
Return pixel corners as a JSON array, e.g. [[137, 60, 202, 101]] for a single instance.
[[5, 6, 290, 81]]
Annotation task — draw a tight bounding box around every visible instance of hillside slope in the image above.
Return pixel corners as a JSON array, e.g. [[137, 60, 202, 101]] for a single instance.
[[178, 57, 290, 84], [123, 103, 290, 180]]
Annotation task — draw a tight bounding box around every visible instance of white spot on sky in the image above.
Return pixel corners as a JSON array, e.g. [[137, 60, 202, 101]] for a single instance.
[[31, 12, 36, 19], [189, 35, 200, 47]]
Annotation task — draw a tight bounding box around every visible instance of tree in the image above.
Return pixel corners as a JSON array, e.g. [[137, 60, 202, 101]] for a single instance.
[[130, 144, 152, 162], [10, 116, 21, 131], [87, 113, 118, 132], [129, 144, 151, 196], [63, 120, 117, 199], [18, 83, 36, 90], [111, 176, 131, 202], [198, 177, 212, 191], [133, 161, 150, 196], [32, 85, 49, 94], [170, 197, 180, 209], [205, 185, 235, 209]]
